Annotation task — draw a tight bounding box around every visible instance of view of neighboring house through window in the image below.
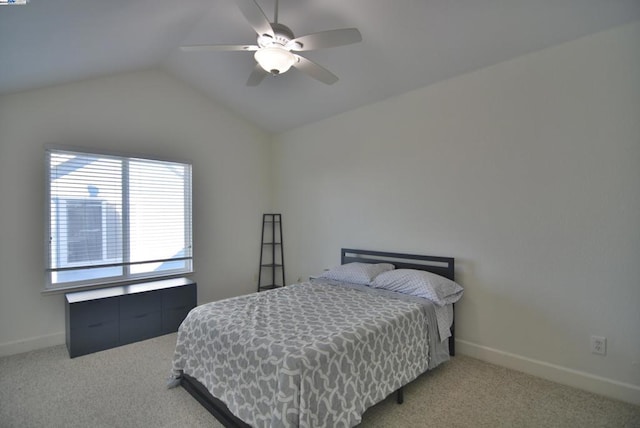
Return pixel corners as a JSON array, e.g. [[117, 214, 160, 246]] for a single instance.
[[46, 147, 192, 290]]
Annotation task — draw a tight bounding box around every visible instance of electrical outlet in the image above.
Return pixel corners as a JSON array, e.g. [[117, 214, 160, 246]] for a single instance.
[[590, 336, 606, 355]]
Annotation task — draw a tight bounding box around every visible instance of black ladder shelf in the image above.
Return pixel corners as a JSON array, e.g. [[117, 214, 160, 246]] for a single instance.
[[257, 213, 285, 292]]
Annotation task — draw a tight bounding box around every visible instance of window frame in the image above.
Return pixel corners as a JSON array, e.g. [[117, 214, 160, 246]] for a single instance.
[[44, 145, 193, 292]]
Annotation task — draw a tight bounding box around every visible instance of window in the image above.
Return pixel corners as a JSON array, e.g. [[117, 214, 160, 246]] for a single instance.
[[46, 147, 192, 290]]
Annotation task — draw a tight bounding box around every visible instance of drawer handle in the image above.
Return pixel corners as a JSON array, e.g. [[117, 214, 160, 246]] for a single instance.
[[134, 314, 148, 319], [88, 322, 103, 328]]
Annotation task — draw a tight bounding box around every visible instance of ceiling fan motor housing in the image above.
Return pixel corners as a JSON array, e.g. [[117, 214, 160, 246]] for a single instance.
[[259, 22, 298, 48]]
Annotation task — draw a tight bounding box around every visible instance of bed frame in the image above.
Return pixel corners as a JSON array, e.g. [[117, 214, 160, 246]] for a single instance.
[[180, 248, 456, 427]]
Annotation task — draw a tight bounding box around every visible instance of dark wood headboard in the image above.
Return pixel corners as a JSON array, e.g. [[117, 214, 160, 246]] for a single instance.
[[341, 248, 455, 281]]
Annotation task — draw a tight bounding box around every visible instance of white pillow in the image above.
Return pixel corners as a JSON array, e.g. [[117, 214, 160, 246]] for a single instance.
[[370, 269, 463, 306], [318, 262, 395, 285]]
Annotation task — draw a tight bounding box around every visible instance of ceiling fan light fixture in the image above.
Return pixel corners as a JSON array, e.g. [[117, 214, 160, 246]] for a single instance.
[[254, 47, 295, 75]]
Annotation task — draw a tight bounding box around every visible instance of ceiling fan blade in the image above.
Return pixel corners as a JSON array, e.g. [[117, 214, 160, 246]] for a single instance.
[[247, 64, 269, 86], [234, 0, 274, 38], [180, 44, 259, 52], [287, 28, 362, 51], [292, 55, 338, 85]]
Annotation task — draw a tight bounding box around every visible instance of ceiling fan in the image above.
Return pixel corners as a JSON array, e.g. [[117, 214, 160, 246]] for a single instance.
[[180, 0, 362, 86]]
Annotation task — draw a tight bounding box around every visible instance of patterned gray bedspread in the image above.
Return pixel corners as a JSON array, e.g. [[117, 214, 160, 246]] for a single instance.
[[171, 281, 446, 428]]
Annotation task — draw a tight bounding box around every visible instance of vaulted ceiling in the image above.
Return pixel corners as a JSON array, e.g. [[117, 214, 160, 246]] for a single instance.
[[1, 0, 639, 133]]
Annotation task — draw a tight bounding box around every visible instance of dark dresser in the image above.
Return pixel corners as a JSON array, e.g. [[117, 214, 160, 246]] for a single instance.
[[65, 277, 196, 358]]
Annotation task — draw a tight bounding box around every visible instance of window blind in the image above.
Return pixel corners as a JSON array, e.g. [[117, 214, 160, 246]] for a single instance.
[[46, 147, 192, 289]]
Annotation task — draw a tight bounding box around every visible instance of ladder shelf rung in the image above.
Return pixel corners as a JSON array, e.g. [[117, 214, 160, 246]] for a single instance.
[[258, 284, 281, 290]]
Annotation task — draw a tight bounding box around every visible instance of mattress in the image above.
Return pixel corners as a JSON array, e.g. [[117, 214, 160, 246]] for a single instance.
[[170, 280, 449, 428]]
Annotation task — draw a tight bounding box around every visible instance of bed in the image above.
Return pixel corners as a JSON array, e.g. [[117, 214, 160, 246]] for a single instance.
[[169, 248, 462, 427]]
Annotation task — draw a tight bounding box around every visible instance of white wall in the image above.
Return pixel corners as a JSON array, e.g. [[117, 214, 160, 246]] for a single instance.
[[0, 69, 272, 355], [273, 22, 640, 404]]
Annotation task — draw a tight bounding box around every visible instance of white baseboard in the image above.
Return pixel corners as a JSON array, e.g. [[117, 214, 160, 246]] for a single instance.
[[456, 339, 640, 406], [0, 332, 65, 358]]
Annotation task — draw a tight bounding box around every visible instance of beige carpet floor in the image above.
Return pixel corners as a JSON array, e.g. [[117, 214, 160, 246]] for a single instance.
[[0, 333, 638, 427]]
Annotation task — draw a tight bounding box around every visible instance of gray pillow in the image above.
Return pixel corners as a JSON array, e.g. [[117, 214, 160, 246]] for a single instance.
[[370, 269, 463, 306], [318, 262, 395, 285]]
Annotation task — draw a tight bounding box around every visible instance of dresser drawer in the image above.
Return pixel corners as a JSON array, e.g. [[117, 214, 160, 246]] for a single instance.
[[162, 284, 197, 310], [68, 320, 119, 358], [120, 291, 161, 319], [69, 297, 118, 327], [119, 311, 162, 345], [162, 306, 193, 334], [161, 283, 196, 334]]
